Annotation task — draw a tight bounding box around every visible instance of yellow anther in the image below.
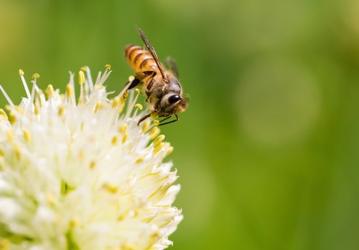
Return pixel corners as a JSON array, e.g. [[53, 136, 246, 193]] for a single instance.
[[149, 127, 160, 140], [135, 157, 144, 164], [117, 213, 126, 221], [111, 97, 120, 108], [33, 102, 40, 114], [8, 112, 16, 124], [80, 66, 88, 72], [153, 142, 164, 154], [0, 149, 4, 157], [118, 103, 125, 113], [34, 104, 40, 115], [58, 106, 65, 116], [152, 120, 160, 126], [105, 64, 111, 70], [122, 133, 128, 144], [141, 121, 150, 132], [148, 232, 161, 247], [18, 69, 24, 76], [46, 84, 54, 98], [118, 124, 128, 134], [102, 183, 118, 194], [111, 136, 118, 145], [14, 145, 21, 160], [94, 101, 103, 113], [32, 72, 40, 80], [23, 129, 31, 143], [166, 146, 174, 156], [0, 109, 8, 120], [135, 88, 141, 95], [89, 161, 96, 169], [121, 91, 128, 102], [134, 103, 143, 110], [154, 134, 165, 145], [65, 84, 73, 97], [78, 70, 85, 85]]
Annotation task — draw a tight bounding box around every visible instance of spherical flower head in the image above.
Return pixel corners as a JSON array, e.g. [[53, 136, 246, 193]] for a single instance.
[[0, 66, 182, 250]]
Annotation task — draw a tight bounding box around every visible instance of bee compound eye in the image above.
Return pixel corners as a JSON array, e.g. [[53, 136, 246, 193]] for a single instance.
[[168, 95, 181, 104]]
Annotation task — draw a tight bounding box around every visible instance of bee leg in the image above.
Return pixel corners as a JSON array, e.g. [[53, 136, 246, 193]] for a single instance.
[[159, 114, 179, 126], [137, 113, 152, 126], [159, 115, 172, 123], [118, 76, 141, 98], [142, 71, 157, 77], [127, 76, 141, 90]]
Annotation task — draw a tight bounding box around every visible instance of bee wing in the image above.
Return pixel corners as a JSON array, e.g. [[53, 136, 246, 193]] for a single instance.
[[165, 57, 179, 78], [138, 28, 167, 81]]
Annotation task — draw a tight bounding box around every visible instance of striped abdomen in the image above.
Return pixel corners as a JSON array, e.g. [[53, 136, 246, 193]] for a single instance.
[[124, 45, 158, 77]]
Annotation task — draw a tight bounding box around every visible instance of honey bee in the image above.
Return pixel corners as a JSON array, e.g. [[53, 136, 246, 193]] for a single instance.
[[123, 29, 187, 126]]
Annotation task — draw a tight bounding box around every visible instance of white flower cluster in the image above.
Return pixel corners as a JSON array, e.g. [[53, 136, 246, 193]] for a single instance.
[[0, 66, 182, 250]]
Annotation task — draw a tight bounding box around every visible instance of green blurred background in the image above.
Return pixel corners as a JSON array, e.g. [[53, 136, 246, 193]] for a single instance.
[[1, 0, 359, 249]]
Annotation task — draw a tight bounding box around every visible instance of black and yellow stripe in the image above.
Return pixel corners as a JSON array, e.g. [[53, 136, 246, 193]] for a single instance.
[[125, 45, 157, 74]]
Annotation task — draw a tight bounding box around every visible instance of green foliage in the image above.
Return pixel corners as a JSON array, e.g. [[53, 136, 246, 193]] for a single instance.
[[0, 0, 359, 249]]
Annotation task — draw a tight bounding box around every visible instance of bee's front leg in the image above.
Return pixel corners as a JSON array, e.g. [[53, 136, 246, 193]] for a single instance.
[[127, 76, 141, 90], [159, 114, 179, 126], [137, 113, 152, 126], [135, 70, 156, 81], [119, 75, 141, 98]]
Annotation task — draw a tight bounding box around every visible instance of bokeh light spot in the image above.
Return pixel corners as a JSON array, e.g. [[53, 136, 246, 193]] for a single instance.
[[237, 58, 321, 147]]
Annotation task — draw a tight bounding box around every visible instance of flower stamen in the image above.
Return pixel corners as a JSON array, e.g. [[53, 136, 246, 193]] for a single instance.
[[0, 67, 182, 250], [19, 69, 31, 98]]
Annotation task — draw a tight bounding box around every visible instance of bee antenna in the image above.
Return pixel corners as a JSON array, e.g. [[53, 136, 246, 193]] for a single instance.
[[138, 28, 167, 81]]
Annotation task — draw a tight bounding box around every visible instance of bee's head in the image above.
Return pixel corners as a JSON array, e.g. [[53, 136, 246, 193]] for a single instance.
[[159, 93, 188, 115]]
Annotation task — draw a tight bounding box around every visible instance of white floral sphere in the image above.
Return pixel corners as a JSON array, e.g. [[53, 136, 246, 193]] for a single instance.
[[0, 67, 182, 250]]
